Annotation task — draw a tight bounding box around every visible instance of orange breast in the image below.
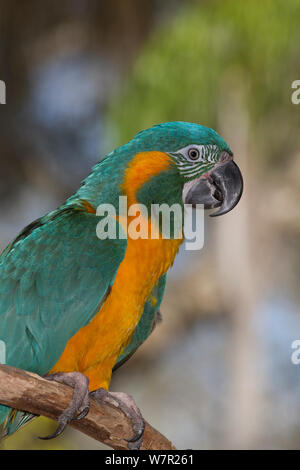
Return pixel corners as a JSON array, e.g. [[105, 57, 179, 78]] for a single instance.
[[51, 151, 183, 390]]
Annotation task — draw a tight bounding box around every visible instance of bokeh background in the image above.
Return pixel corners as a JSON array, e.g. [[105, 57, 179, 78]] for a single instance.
[[1, 0, 300, 450]]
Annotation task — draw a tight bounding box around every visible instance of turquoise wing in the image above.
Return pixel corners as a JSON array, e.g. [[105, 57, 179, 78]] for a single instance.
[[114, 274, 167, 371], [0, 204, 127, 431]]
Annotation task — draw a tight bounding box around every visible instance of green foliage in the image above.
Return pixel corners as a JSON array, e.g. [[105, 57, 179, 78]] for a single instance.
[[109, 0, 300, 164]]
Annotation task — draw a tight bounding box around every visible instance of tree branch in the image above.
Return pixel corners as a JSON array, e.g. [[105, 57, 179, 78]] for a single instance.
[[0, 364, 176, 450]]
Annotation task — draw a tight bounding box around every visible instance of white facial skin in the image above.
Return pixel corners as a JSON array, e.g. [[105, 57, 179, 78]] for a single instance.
[[168, 144, 221, 179]]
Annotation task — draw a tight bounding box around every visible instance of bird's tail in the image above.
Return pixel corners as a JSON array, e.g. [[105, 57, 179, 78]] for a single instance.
[[0, 405, 11, 439], [0, 405, 35, 440]]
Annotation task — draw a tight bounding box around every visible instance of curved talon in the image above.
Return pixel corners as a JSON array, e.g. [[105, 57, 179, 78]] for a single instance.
[[40, 371, 90, 440], [73, 406, 90, 421], [125, 421, 145, 443], [128, 438, 143, 450], [39, 417, 70, 440], [91, 388, 145, 450], [125, 420, 145, 450]]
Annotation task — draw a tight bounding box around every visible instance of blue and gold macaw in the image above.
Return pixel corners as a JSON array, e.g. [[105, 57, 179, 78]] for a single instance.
[[0, 122, 243, 448]]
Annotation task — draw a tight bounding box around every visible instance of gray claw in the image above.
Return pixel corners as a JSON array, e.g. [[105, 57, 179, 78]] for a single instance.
[[39, 372, 90, 440], [90, 389, 145, 450], [39, 410, 73, 440], [73, 405, 90, 421], [126, 421, 145, 450]]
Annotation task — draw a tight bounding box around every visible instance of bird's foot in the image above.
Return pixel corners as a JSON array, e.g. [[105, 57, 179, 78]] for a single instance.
[[90, 389, 145, 450], [39, 371, 90, 440]]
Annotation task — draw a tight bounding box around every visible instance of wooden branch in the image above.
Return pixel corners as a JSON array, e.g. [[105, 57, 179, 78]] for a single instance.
[[0, 365, 176, 450]]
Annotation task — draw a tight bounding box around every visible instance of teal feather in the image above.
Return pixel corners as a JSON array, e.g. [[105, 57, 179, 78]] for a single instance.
[[0, 205, 126, 435], [68, 121, 231, 210], [3, 275, 167, 437], [0, 121, 230, 437]]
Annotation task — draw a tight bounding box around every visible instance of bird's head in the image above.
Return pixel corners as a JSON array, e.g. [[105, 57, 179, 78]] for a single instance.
[[121, 121, 243, 217]]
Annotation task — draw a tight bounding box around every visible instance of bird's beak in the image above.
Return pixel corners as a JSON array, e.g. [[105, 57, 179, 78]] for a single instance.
[[182, 158, 243, 217]]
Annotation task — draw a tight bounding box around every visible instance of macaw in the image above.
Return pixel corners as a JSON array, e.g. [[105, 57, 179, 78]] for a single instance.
[[0, 121, 243, 448]]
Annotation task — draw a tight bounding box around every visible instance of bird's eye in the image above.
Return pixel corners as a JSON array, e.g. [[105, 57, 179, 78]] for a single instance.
[[188, 148, 200, 160]]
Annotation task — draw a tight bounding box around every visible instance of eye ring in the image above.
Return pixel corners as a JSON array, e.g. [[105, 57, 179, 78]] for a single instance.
[[188, 148, 200, 160]]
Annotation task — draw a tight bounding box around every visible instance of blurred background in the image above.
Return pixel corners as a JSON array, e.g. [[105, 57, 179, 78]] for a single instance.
[[0, 0, 300, 450]]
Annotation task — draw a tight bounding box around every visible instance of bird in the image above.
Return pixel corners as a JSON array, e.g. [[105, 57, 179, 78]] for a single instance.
[[0, 121, 243, 449]]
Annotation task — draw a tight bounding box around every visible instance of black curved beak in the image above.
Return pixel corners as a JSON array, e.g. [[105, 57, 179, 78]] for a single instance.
[[183, 160, 243, 217]]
